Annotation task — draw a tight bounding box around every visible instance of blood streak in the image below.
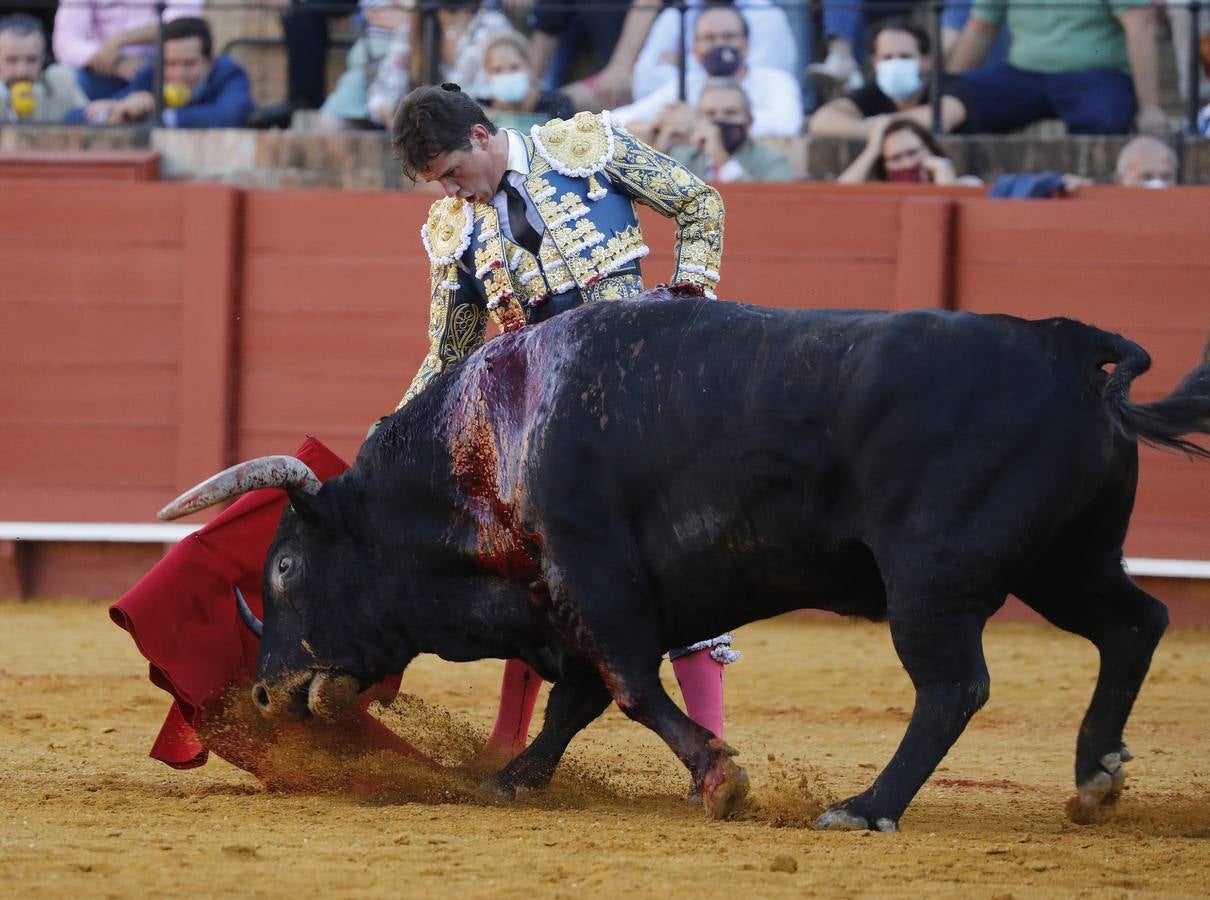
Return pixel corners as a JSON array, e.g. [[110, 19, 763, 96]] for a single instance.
[[449, 398, 542, 583]]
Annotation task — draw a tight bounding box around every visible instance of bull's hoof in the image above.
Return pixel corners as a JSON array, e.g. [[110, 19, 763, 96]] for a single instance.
[[475, 774, 518, 804], [815, 807, 898, 832], [699, 741, 749, 819], [1075, 751, 1128, 810]]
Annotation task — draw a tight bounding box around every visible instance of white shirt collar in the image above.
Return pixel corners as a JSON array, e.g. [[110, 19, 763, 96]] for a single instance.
[[504, 128, 531, 179]]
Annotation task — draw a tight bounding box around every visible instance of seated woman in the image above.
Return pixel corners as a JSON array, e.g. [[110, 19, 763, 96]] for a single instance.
[[478, 31, 572, 130], [837, 117, 958, 184], [320, 0, 514, 131]]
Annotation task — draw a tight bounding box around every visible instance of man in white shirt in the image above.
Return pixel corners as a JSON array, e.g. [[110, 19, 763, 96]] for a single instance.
[[631, 0, 799, 100], [612, 5, 803, 148]]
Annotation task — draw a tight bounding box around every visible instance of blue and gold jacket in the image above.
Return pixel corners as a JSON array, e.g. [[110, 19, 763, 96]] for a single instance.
[[399, 111, 725, 408]]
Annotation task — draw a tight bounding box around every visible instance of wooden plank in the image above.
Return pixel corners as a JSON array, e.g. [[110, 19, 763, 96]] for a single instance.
[[893, 197, 954, 310], [0, 246, 180, 306], [0, 483, 181, 524], [0, 303, 177, 365], [0, 182, 183, 245], [2, 363, 175, 424], [243, 189, 429, 255], [0, 424, 176, 489], [174, 184, 240, 492], [241, 256, 423, 315], [955, 196, 1210, 266]]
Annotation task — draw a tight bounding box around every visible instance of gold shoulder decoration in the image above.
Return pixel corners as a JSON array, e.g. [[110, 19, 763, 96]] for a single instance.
[[421, 197, 473, 265], [531, 111, 616, 199]]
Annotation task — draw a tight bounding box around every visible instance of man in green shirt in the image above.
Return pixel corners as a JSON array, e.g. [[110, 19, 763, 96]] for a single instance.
[[948, 0, 1164, 136]]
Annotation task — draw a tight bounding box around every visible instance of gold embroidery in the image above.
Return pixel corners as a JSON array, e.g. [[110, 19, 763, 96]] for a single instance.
[[532, 111, 614, 177], [603, 127, 724, 294]]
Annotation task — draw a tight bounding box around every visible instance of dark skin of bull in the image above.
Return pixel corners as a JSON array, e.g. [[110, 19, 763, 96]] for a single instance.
[[254, 291, 1206, 829]]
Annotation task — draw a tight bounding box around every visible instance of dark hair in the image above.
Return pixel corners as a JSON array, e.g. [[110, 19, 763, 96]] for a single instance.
[[163, 17, 212, 57], [391, 83, 496, 180], [697, 2, 749, 39], [0, 12, 45, 40], [870, 17, 929, 57], [871, 119, 947, 181]]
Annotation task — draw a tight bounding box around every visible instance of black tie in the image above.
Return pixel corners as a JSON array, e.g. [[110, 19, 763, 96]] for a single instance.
[[499, 177, 542, 255]]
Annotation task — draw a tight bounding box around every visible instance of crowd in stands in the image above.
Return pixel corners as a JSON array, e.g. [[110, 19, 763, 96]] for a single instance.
[[2, 0, 1208, 184]]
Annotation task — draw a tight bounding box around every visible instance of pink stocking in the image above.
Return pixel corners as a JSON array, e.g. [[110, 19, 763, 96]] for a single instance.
[[485, 658, 543, 756], [672, 648, 726, 738]]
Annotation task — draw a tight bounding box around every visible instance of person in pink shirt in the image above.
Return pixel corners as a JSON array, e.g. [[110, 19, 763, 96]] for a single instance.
[[53, 0, 202, 100]]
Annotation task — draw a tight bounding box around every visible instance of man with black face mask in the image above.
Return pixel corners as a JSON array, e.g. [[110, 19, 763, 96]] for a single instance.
[[613, 4, 802, 148], [667, 79, 794, 182]]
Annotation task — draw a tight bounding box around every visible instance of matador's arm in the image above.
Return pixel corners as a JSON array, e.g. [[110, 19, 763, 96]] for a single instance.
[[604, 126, 725, 296]]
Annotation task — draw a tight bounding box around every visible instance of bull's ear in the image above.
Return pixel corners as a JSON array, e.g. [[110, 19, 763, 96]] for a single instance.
[[285, 485, 328, 525]]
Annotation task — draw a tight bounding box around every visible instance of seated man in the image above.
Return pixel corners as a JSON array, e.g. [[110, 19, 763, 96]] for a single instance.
[[667, 78, 794, 182], [71, 17, 253, 128], [809, 17, 975, 137], [948, 0, 1164, 135], [0, 12, 85, 122], [53, 0, 202, 100], [613, 4, 803, 148], [1114, 135, 1176, 188]]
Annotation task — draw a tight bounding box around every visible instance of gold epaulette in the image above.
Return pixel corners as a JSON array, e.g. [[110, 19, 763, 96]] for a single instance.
[[421, 197, 473, 265], [530, 111, 617, 180]]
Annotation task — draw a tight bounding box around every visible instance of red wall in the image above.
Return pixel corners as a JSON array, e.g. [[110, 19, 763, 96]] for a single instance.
[[2, 180, 1208, 560]]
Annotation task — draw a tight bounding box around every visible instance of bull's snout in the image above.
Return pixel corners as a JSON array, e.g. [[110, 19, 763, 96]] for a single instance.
[[251, 678, 311, 721], [250, 671, 362, 722]]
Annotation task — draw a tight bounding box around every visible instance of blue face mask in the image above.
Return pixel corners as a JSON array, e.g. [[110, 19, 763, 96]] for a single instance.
[[489, 71, 530, 104], [874, 58, 922, 102]]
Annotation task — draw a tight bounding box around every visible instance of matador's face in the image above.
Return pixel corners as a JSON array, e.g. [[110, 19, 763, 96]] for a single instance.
[[420, 124, 502, 205]]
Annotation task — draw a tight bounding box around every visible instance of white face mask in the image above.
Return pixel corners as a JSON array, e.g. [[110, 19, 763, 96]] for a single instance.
[[875, 58, 922, 103], [1140, 178, 1171, 189], [489, 71, 530, 104]]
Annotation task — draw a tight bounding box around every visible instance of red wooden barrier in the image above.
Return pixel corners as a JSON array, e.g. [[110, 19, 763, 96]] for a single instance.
[[2, 180, 1208, 569]]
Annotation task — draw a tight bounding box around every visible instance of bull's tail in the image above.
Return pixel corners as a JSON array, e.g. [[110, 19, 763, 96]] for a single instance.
[[1106, 335, 1210, 460]]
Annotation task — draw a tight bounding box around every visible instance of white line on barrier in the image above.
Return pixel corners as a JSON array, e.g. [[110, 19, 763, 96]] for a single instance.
[[0, 522, 200, 543]]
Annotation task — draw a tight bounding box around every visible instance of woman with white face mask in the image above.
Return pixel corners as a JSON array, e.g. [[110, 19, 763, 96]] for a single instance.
[[809, 17, 975, 139], [479, 31, 573, 131]]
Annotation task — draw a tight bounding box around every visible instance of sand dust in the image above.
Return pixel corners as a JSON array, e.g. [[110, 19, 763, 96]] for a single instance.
[[2, 601, 1209, 898]]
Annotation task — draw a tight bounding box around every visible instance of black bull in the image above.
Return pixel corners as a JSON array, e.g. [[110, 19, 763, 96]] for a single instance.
[[161, 293, 1210, 831]]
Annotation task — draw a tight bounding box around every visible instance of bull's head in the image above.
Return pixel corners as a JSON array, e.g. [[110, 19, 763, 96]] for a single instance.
[[159, 457, 414, 722]]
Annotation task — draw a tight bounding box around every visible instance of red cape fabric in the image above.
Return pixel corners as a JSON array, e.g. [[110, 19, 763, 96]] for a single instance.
[[110, 436, 404, 772]]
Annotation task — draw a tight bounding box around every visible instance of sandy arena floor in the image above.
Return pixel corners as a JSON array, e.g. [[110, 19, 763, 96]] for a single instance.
[[1, 601, 1208, 898]]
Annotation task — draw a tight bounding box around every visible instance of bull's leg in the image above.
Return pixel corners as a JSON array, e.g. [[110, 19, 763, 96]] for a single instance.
[[480, 671, 611, 800], [816, 606, 992, 832], [608, 667, 750, 818], [1013, 561, 1168, 812]]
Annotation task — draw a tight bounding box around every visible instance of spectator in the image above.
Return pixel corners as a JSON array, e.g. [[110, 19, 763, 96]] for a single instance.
[[1115, 135, 1177, 187], [808, 0, 918, 92], [948, 0, 1165, 136], [53, 0, 202, 100], [71, 17, 254, 128], [838, 117, 959, 183], [349, 0, 514, 130], [666, 78, 794, 182], [631, 0, 798, 102], [479, 31, 572, 131], [612, 5, 803, 146], [1165, 0, 1209, 104], [527, 0, 643, 110], [1199, 31, 1210, 137], [0, 13, 84, 122], [809, 17, 974, 137], [273, 0, 359, 112], [315, 0, 412, 130]]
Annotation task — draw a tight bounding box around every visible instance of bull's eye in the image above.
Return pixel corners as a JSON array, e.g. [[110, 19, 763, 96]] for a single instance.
[[278, 557, 293, 575]]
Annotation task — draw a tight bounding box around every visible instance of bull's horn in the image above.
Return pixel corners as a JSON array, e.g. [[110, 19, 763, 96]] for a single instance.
[[157, 456, 322, 520], [234, 586, 264, 638]]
